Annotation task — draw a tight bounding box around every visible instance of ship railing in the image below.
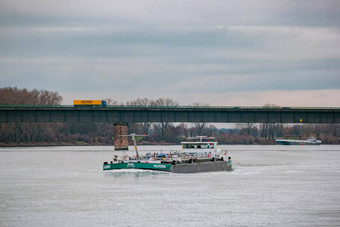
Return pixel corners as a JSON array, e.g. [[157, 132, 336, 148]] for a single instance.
[[115, 149, 229, 161]]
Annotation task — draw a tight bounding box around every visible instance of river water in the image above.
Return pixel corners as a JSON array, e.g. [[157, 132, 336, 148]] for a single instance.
[[1, 145, 340, 226]]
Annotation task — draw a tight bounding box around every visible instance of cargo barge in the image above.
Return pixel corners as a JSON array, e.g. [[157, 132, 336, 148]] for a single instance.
[[276, 137, 321, 145], [103, 135, 232, 173]]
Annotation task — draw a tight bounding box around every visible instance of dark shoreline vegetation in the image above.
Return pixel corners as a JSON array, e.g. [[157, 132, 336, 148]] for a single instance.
[[1, 87, 339, 147]]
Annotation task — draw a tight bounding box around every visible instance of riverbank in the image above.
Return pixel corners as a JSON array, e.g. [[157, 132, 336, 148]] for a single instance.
[[0, 141, 174, 147], [0, 142, 96, 147], [1, 139, 338, 147]]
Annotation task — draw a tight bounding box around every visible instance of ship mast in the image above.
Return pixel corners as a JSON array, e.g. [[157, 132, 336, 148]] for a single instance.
[[120, 133, 146, 159], [130, 133, 140, 159]]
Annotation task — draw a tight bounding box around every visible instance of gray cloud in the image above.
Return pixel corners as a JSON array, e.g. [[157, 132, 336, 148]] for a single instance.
[[0, 0, 339, 106]]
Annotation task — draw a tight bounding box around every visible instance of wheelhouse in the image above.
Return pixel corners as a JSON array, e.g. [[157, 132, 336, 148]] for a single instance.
[[181, 136, 218, 156], [182, 141, 217, 150]]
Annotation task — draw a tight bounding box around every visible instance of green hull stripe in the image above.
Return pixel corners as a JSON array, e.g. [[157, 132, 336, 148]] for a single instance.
[[103, 162, 173, 171]]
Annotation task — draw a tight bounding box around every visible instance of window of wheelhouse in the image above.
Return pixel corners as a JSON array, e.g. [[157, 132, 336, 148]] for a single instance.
[[183, 143, 215, 149], [207, 143, 215, 148], [183, 144, 196, 149]]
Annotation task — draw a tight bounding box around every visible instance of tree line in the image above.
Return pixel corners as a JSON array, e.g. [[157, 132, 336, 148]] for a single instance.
[[0, 87, 339, 145]]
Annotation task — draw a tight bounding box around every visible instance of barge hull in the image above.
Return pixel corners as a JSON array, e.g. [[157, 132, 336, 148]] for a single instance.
[[103, 162, 172, 172], [172, 161, 232, 173], [276, 140, 321, 145], [103, 161, 232, 173]]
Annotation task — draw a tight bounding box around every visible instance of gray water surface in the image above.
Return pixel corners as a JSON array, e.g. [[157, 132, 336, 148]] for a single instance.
[[1, 145, 340, 226]]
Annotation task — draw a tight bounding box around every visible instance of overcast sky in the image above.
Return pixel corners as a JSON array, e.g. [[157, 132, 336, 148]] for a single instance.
[[0, 0, 339, 106]]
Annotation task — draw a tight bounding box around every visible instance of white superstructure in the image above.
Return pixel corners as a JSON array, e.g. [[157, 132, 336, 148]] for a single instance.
[[181, 136, 228, 160]]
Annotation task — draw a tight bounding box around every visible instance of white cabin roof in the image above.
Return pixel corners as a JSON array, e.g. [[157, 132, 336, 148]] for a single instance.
[[181, 141, 217, 144]]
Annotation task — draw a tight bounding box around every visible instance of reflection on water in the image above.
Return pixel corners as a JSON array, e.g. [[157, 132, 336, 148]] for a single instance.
[[104, 169, 170, 178]]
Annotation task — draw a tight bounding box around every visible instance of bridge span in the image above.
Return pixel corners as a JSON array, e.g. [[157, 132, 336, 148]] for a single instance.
[[0, 105, 339, 124]]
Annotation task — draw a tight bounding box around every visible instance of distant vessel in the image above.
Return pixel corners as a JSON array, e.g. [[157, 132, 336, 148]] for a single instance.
[[103, 135, 232, 173], [276, 137, 321, 145]]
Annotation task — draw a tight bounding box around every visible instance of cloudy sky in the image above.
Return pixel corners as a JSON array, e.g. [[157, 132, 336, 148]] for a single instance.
[[0, 0, 339, 106]]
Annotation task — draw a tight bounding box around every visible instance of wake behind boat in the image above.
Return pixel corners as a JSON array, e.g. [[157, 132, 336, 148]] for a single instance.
[[103, 135, 232, 173]]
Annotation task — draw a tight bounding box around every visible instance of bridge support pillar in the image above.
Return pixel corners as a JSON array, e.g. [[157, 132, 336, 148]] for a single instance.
[[114, 123, 129, 150]]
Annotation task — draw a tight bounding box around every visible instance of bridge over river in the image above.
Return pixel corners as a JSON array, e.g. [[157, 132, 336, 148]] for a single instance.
[[0, 105, 339, 124]]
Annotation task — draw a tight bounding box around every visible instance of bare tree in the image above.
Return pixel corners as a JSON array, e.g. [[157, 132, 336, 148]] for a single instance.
[[124, 97, 179, 139], [0, 87, 63, 143], [126, 98, 153, 135], [0, 87, 63, 105], [103, 98, 122, 106], [237, 123, 258, 136], [191, 102, 209, 135], [259, 104, 285, 140], [152, 98, 178, 140], [126, 97, 151, 106]]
